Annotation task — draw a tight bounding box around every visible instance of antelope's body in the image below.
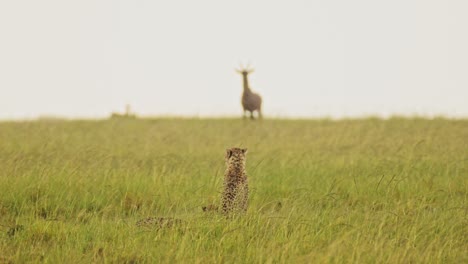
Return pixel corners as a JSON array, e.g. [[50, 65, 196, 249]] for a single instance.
[[237, 66, 263, 119]]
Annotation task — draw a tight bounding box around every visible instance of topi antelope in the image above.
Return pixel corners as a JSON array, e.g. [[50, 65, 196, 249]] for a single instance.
[[236, 64, 263, 119]]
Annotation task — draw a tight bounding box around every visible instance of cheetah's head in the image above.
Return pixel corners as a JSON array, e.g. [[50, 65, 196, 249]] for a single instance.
[[225, 147, 248, 165]]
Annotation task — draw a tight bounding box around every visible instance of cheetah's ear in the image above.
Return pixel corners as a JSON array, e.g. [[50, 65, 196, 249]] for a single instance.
[[226, 149, 233, 158], [242, 148, 248, 154]]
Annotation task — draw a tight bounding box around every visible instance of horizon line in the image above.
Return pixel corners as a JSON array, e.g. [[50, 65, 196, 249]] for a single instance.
[[1, 113, 467, 122]]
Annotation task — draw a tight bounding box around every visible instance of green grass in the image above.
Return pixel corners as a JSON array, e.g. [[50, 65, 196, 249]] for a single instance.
[[0, 118, 466, 263]]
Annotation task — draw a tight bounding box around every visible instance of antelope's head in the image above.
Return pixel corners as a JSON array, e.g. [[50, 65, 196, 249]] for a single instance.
[[235, 63, 254, 76]]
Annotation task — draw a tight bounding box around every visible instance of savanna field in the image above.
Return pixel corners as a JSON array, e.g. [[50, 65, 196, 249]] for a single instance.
[[0, 118, 466, 263]]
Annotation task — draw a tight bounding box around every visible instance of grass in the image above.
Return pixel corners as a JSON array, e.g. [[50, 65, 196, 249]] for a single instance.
[[0, 117, 466, 263]]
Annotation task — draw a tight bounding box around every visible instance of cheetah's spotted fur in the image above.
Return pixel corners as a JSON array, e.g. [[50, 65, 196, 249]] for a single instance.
[[221, 147, 249, 215]]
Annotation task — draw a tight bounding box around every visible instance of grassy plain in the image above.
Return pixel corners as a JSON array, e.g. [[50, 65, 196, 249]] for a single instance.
[[0, 118, 466, 263]]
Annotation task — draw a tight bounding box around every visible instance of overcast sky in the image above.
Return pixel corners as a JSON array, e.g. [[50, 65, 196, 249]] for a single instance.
[[0, 0, 467, 119]]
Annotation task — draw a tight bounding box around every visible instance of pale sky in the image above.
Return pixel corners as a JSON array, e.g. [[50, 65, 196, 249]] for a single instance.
[[0, 0, 467, 119]]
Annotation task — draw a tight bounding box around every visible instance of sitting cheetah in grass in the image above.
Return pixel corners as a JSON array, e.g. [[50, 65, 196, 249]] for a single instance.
[[221, 147, 249, 215], [137, 148, 249, 227]]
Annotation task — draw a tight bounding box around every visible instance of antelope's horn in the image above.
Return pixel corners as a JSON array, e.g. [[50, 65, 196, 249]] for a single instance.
[[247, 60, 254, 70]]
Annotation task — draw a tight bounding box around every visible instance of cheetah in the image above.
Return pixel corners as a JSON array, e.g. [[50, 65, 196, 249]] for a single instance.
[[135, 217, 183, 228], [221, 147, 249, 215]]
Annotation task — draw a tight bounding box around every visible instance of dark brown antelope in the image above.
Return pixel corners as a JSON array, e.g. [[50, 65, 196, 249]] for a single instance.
[[236, 64, 263, 120]]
